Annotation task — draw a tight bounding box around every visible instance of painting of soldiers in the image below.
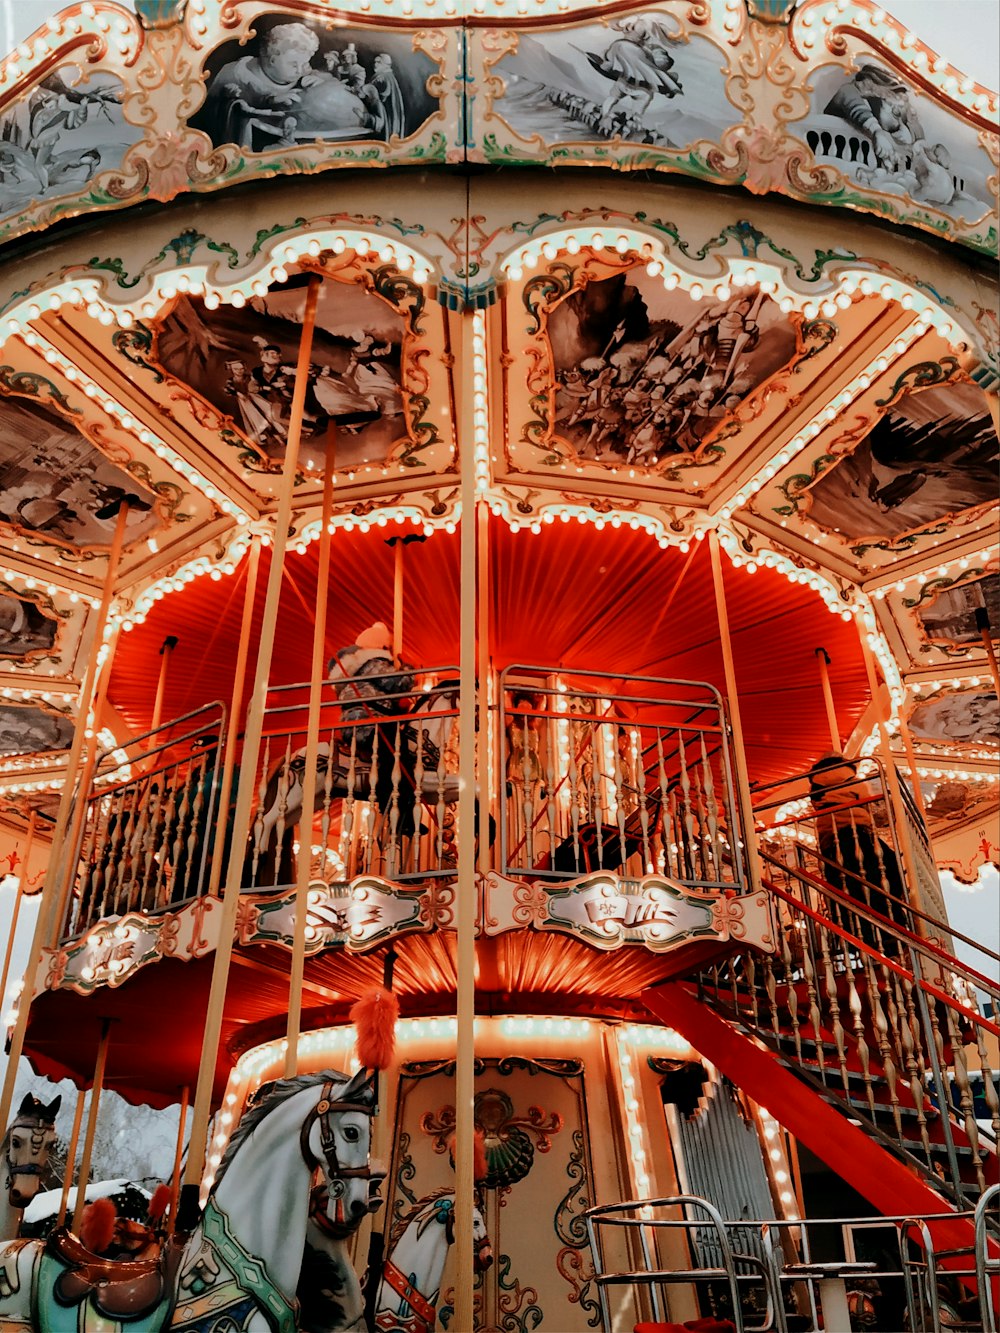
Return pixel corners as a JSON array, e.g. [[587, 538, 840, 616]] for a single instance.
[[548, 269, 797, 463]]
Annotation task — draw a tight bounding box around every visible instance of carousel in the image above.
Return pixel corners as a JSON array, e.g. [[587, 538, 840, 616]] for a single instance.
[[0, 0, 996, 1328]]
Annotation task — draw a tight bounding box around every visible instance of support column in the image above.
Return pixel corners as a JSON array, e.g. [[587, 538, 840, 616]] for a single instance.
[[71, 1018, 111, 1231], [286, 432, 335, 1076], [815, 648, 841, 752], [56, 1087, 87, 1227], [0, 813, 34, 1013], [708, 532, 764, 895], [453, 312, 479, 1333], [897, 710, 928, 821], [393, 537, 405, 664], [181, 276, 322, 1218], [167, 1085, 190, 1235], [977, 607, 1000, 703], [149, 635, 179, 736], [0, 500, 130, 1137]]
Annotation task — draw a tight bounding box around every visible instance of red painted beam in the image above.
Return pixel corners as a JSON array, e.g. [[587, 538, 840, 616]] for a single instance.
[[643, 979, 977, 1258]]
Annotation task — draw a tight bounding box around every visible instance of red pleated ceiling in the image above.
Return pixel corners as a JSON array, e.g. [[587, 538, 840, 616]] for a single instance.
[[109, 518, 868, 785]]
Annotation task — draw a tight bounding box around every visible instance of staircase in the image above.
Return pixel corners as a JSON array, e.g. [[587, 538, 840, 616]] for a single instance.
[[643, 844, 1000, 1268]]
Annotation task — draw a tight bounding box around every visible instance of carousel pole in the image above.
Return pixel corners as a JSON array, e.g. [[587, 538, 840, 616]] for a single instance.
[[206, 543, 261, 898], [50, 618, 124, 946], [857, 626, 929, 925], [167, 1085, 190, 1235], [0, 813, 35, 1013], [71, 1017, 111, 1231], [56, 1086, 87, 1227], [815, 648, 841, 752], [896, 710, 929, 821], [708, 531, 764, 894], [180, 275, 322, 1222], [285, 426, 336, 1077], [453, 314, 479, 1333], [976, 607, 1000, 703], [393, 537, 405, 663], [477, 499, 491, 876], [0, 500, 129, 1138], [149, 635, 179, 737]]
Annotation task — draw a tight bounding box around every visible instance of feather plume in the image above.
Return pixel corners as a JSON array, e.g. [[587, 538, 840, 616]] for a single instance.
[[80, 1196, 116, 1255], [446, 1128, 489, 1181], [148, 1183, 172, 1223], [351, 986, 398, 1070]]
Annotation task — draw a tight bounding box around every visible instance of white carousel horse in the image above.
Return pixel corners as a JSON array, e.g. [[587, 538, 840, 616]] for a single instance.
[[0, 1069, 381, 1332], [247, 685, 460, 887], [372, 1189, 493, 1333], [0, 1094, 60, 1241]]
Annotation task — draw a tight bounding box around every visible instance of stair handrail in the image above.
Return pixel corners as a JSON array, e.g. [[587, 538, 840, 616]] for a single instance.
[[759, 799, 998, 969], [760, 851, 1000, 1019], [976, 1183, 999, 1333]]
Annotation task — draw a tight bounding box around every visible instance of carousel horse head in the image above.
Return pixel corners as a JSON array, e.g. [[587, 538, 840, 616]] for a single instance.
[[4, 1092, 60, 1208], [295, 1067, 382, 1237]]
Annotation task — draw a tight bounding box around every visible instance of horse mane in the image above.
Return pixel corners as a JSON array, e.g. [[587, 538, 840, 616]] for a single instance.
[[389, 1186, 453, 1251], [213, 1072, 337, 1189]]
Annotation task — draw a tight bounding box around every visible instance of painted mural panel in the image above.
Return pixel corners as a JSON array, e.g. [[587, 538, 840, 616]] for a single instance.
[[387, 1058, 599, 1330], [0, 703, 73, 756], [917, 573, 1000, 647], [0, 68, 140, 222], [910, 690, 1000, 750], [800, 61, 995, 227], [803, 382, 998, 541], [548, 271, 797, 463], [0, 593, 57, 659], [0, 397, 158, 549], [487, 16, 729, 153], [190, 18, 439, 151], [155, 280, 408, 471]]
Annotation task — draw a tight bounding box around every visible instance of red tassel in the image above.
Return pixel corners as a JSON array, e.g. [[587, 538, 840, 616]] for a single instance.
[[80, 1196, 117, 1255], [351, 987, 399, 1071], [148, 1183, 171, 1223]]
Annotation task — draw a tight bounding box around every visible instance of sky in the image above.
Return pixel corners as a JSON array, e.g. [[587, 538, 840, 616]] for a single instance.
[[0, 0, 998, 91]]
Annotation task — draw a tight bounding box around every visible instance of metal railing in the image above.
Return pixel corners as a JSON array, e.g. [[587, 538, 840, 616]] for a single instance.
[[585, 1201, 999, 1332], [244, 668, 461, 889], [692, 853, 999, 1205], [498, 667, 747, 891], [66, 702, 227, 938]]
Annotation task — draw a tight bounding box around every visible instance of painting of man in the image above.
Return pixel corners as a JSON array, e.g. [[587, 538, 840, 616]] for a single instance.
[[192, 19, 438, 151]]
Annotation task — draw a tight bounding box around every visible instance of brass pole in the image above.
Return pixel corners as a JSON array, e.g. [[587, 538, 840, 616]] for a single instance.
[[453, 313, 479, 1332], [207, 543, 261, 899], [49, 619, 123, 947], [393, 538, 404, 664], [149, 635, 178, 737], [857, 627, 929, 925], [708, 532, 764, 894], [0, 500, 130, 1136], [56, 1086, 87, 1227], [71, 1018, 111, 1232], [167, 1085, 190, 1235], [977, 608, 1000, 703], [477, 500, 491, 876], [897, 710, 929, 821], [285, 430, 336, 1076], [815, 648, 841, 752], [0, 813, 34, 1013], [181, 275, 322, 1211]]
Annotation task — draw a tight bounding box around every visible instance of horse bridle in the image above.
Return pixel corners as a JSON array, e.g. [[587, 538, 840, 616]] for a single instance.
[[299, 1079, 381, 1201], [5, 1116, 53, 1185]]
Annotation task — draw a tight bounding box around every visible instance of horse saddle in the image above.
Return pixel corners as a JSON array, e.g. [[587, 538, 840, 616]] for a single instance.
[[39, 1228, 183, 1329]]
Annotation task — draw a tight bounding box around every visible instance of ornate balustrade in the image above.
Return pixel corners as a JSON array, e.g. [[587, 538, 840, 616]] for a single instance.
[[497, 666, 748, 894]]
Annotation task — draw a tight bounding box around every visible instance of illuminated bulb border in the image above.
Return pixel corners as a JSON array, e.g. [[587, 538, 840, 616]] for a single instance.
[[794, 0, 1000, 119], [205, 1016, 689, 1197], [870, 549, 999, 597]]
